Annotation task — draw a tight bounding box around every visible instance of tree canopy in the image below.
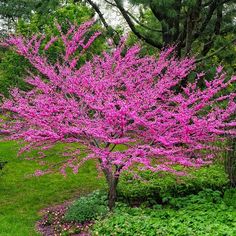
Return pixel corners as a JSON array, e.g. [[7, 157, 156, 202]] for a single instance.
[[1, 21, 235, 209]]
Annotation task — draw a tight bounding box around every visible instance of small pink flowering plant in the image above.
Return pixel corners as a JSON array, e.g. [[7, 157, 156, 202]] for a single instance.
[[0, 21, 235, 209]]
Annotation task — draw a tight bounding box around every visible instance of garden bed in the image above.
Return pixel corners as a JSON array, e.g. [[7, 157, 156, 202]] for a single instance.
[[36, 201, 92, 236]]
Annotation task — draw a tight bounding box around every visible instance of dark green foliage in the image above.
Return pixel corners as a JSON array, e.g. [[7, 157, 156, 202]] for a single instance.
[[225, 138, 236, 187], [0, 2, 106, 96], [93, 189, 236, 236], [118, 165, 228, 206], [102, 0, 236, 65], [0, 49, 31, 96], [223, 188, 236, 208], [0, 0, 61, 24], [168, 188, 223, 209], [65, 191, 108, 223]]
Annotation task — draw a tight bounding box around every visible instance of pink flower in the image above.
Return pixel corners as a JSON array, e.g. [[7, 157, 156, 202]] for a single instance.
[[1, 21, 235, 180]]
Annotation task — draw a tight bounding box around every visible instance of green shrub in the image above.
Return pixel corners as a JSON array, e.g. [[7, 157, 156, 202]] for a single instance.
[[118, 165, 228, 205], [93, 190, 236, 236], [64, 190, 108, 223], [0, 49, 31, 97]]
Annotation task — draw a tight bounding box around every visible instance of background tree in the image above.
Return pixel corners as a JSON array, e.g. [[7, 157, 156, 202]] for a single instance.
[[85, 0, 236, 59], [1, 22, 235, 209], [0, 1, 106, 96], [0, 0, 61, 33]]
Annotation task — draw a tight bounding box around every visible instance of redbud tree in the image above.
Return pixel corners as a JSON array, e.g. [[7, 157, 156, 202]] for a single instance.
[[0, 21, 236, 209]]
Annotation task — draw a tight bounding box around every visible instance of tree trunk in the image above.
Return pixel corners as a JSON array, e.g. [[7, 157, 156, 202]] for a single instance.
[[108, 176, 119, 210], [101, 165, 120, 210]]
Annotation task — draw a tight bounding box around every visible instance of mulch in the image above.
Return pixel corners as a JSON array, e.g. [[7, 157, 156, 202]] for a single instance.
[[36, 201, 93, 236]]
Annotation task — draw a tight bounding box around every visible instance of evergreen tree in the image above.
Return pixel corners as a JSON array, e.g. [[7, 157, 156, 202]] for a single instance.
[[86, 0, 236, 58]]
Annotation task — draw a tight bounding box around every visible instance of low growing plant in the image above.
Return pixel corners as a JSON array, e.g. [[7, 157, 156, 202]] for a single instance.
[[65, 190, 108, 223], [93, 190, 236, 236], [223, 188, 236, 208]]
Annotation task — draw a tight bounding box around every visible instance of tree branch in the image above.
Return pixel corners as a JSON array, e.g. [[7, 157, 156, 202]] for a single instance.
[[104, 0, 117, 8], [214, 4, 223, 35], [113, 0, 162, 49], [85, 0, 110, 30], [74, 0, 120, 44], [195, 36, 236, 63], [203, 0, 231, 7], [193, 0, 220, 40], [104, 0, 162, 33]]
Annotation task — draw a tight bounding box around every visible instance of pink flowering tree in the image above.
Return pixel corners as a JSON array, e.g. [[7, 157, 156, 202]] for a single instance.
[[0, 21, 236, 209]]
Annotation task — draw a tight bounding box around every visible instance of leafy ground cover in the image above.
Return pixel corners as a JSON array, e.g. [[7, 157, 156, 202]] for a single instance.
[[93, 189, 236, 236], [36, 164, 232, 235], [38, 188, 236, 236], [0, 141, 104, 236]]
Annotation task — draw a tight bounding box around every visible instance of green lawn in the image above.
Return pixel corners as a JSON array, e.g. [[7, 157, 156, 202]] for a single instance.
[[0, 141, 105, 236]]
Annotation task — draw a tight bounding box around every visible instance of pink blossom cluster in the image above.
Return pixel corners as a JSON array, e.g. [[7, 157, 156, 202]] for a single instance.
[[1, 21, 235, 177]]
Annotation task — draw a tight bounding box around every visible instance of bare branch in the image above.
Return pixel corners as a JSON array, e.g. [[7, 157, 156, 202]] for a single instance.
[[104, 0, 162, 32], [74, 0, 111, 30], [104, 0, 117, 8]]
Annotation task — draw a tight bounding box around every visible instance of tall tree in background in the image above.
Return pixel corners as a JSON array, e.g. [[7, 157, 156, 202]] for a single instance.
[[0, 1, 105, 96], [85, 0, 236, 59]]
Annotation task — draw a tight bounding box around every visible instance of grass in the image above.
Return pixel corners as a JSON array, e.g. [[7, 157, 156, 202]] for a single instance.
[[0, 141, 105, 236]]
